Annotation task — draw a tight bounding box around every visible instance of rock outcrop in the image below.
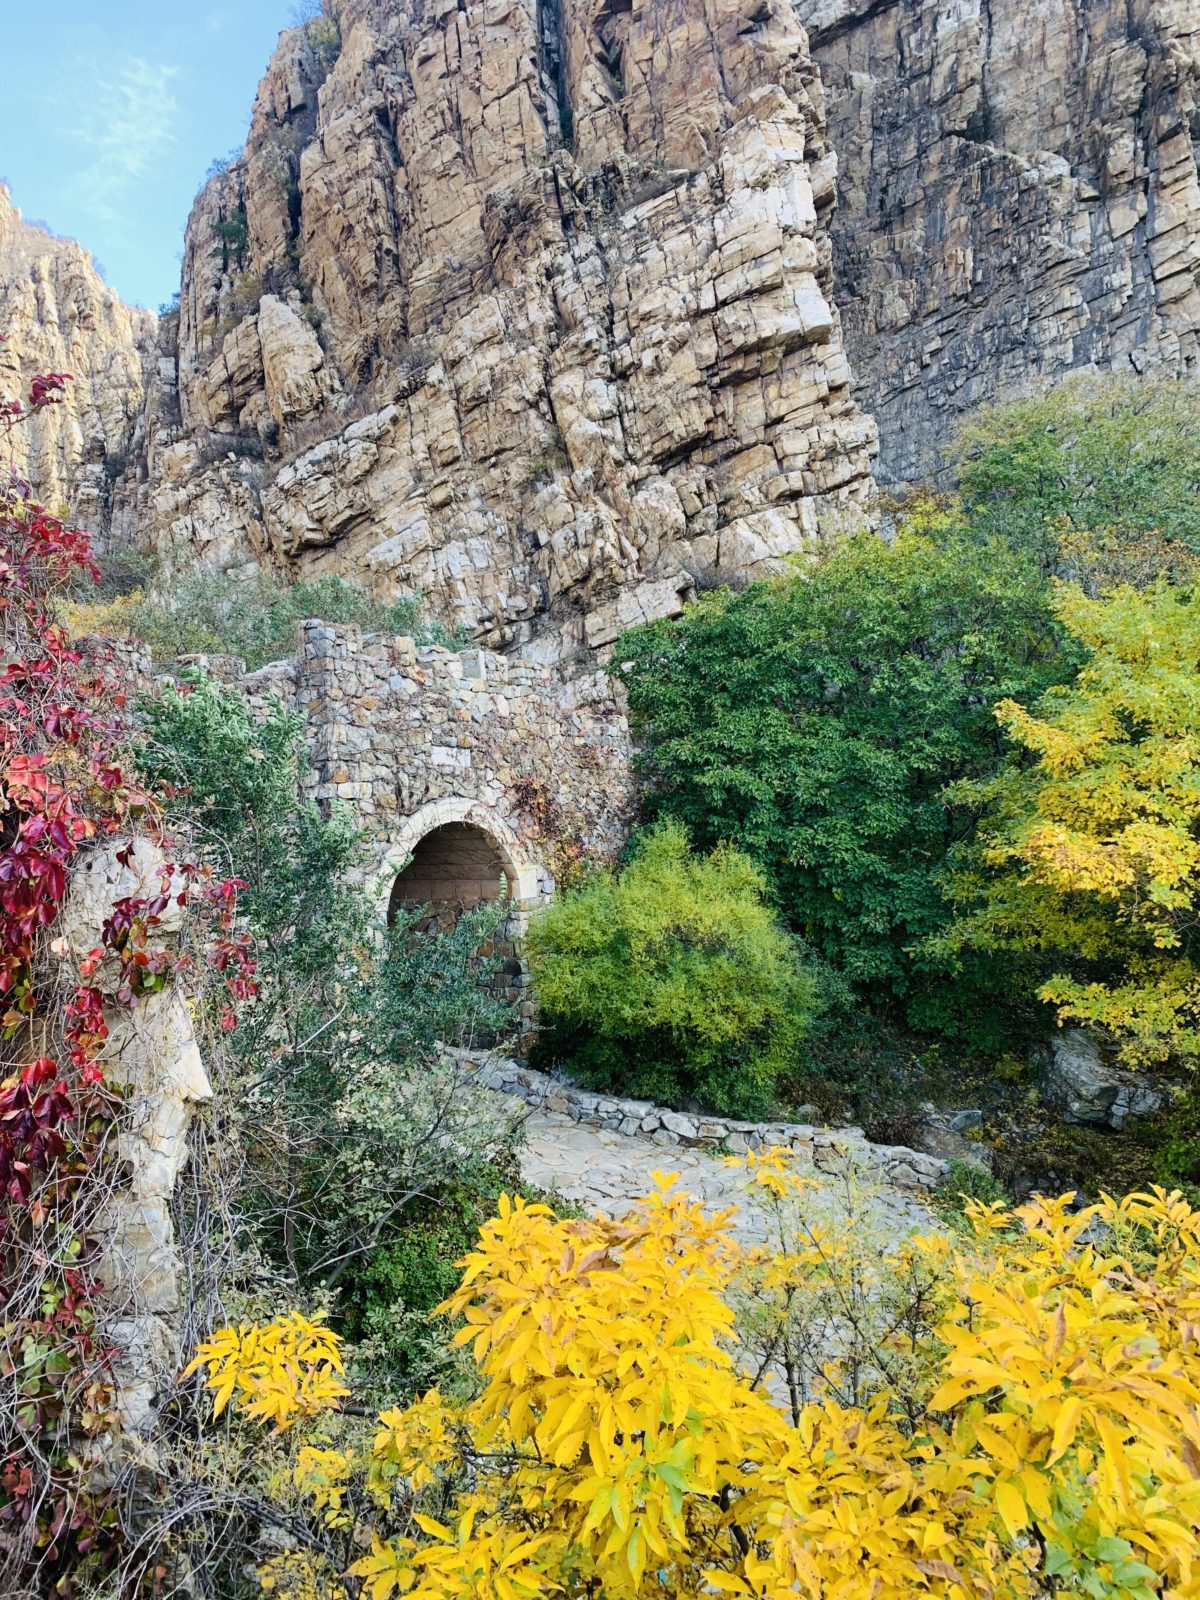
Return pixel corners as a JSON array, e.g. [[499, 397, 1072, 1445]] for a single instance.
[[6, 2, 1200, 564], [113, 0, 879, 661], [62, 838, 212, 1437], [1038, 1028, 1165, 1131], [799, 0, 1200, 480], [0, 186, 155, 534]]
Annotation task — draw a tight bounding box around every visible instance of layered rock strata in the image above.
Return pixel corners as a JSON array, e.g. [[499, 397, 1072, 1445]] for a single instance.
[[114, 0, 879, 661], [799, 0, 1200, 480], [0, 186, 154, 532]]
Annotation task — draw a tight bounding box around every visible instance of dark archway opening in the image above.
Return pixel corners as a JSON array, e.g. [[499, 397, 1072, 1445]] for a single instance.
[[387, 822, 512, 931]]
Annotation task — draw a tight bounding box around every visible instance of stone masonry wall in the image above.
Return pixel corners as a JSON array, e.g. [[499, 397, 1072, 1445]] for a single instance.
[[456, 1047, 951, 1193], [221, 620, 635, 1045], [235, 619, 635, 906]]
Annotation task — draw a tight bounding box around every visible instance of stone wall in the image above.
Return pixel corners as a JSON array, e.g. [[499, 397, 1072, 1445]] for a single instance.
[[799, 0, 1200, 481], [233, 619, 635, 909], [456, 1047, 951, 1192]]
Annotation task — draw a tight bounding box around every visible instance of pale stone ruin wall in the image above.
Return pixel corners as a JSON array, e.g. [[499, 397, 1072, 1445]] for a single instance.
[[798, 0, 1200, 481], [228, 619, 634, 1037], [232, 615, 630, 891], [287, 622, 633, 858]]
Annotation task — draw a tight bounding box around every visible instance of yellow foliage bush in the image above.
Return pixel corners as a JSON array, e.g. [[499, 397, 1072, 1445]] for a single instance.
[[942, 581, 1200, 1066], [187, 1169, 1200, 1600]]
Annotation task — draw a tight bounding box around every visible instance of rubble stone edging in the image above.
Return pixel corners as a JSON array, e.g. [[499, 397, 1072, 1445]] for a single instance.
[[451, 1049, 950, 1193]]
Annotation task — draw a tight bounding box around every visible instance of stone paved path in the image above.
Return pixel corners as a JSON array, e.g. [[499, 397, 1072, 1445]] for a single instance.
[[516, 1105, 937, 1247]]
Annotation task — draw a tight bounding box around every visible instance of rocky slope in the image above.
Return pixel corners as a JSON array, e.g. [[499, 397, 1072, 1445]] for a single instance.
[[113, 0, 879, 661], [0, 186, 154, 534], [799, 0, 1200, 480]]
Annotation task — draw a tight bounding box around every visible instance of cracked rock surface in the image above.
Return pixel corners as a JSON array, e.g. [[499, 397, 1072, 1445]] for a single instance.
[[111, 0, 878, 663], [799, 0, 1200, 480]]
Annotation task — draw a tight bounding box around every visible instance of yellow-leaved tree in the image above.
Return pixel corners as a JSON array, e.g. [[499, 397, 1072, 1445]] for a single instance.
[[187, 1161, 1200, 1600], [941, 581, 1200, 1067]]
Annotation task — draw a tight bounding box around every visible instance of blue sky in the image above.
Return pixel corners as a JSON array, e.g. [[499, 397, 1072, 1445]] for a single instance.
[[1, 2, 303, 309]]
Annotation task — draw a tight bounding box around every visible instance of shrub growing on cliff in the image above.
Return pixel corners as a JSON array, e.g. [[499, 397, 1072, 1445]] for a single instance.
[[68, 562, 460, 668], [954, 375, 1200, 578], [525, 821, 813, 1116], [616, 529, 1066, 1045]]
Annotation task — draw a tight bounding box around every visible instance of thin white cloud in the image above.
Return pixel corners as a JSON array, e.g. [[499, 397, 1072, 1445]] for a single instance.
[[66, 57, 180, 222]]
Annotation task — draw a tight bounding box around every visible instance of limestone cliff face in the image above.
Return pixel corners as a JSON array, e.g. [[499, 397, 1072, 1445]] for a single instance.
[[0, 187, 155, 533], [9, 0, 1198, 617], [798, 0, 1200, 480], [116, 0, 878, 660]]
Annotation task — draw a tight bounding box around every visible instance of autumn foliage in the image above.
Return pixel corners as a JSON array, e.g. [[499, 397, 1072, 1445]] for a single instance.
[[945, 582, 1200, 1068], [0, 364, 253, 1589], [190, 1156, 1200, 1600]]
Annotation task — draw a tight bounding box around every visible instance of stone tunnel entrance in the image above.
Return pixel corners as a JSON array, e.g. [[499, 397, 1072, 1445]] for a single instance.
[[380, 802, 543, 1047], [387, 821, 513, 931]]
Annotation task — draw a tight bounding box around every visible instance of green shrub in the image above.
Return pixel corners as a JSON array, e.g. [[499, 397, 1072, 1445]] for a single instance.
[[306, 16, 341, 69], [72, 563, 460, 669], [931, 1159, 1009, 1227], [954, 376, 1200, 569], [526, 821, 815, 1117], [212, 209, 249, 272], [1145, 1093, 1200, 1210], [616, 527, 1066, 1046], [343, 1152, 523, 1397]]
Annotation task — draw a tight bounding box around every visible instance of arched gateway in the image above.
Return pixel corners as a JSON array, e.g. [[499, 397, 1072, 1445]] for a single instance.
[[373, 798, 544, 928], [374, 800, 546, 1043]]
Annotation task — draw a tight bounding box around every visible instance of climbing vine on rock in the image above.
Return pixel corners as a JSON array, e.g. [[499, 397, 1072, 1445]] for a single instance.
[[0, 363, 254, 1592]]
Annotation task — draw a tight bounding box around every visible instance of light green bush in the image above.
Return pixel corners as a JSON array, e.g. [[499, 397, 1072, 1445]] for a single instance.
[[953, 375, 1200, 569], [526, 821, 815, 1117], [69, 564, 461, 669]]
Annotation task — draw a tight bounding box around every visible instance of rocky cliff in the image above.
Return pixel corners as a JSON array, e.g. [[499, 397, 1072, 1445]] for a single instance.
[[0, 186, 154, 534], [799, 0, 1200, 480], [6, 0, 1200, 635], [114, 0, 879, 660]]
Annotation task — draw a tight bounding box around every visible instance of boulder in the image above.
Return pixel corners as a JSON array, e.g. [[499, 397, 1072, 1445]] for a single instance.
[[1040, 1029, 1164, 1130]]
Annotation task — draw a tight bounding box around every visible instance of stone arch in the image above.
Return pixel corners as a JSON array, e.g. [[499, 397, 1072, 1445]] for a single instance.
[[374, 799, 543, 928]]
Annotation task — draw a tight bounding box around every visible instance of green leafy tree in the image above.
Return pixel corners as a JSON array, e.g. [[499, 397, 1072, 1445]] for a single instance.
[[526, 820, 814, 1116], [212, 208, 250, 272], [616, 530, 1066, 1043]]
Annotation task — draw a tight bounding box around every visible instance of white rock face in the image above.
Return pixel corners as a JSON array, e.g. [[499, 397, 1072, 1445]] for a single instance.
[[64, 840, 212, 1436], [112, 0, 880, 662], [0, 186, 154, 533]]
